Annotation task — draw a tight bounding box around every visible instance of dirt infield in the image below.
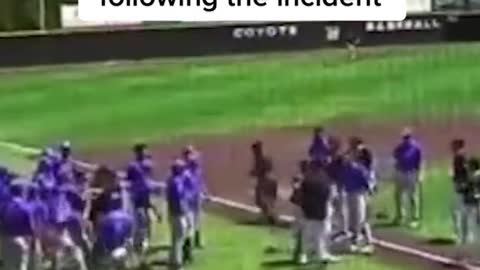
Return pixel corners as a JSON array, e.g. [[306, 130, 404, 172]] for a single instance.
[[81, 117, 480, 209]]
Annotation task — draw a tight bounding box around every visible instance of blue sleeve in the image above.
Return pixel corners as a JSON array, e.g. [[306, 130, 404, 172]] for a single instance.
[[359, 167, 371, 190], [126, 164, 136, 181], [177, 181, 189, 214]]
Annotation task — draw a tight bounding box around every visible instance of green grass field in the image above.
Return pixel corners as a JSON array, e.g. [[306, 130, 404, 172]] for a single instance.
[[1, 44, 480, 146], [1, 43, 480, 243]]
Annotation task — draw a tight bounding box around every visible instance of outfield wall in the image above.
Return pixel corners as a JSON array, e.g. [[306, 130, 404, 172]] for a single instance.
[[0, 13, 478, 67]]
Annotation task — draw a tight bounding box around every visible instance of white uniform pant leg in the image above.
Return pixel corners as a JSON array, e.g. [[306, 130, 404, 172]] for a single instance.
[[28, 238, 43, 270], [192, 207, 204, 247], [333, 187, 348, 233], [348, 191, 373, 245], [133, 208, 150, 255], [394, 171, 419, 221], [185, 211, 195, 240], [291, 206, 304, 255], [192, 208, 202, 233], [169, 215, 187, 267], [55, 228, 88, 270], [311, 203, 333, 260], [310, 219, 331, 260], [301, 219, 313, 258], [453, 192, 465, 243], [459, 203, 477, 245]]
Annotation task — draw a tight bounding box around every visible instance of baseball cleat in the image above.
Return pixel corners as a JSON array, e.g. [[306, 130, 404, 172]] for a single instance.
[[349, 244, 360, 253], [320, 254, 341, 264], [408, 221, 420, 229], [298, 254, 308, 265], [359, 244, 375, 255]]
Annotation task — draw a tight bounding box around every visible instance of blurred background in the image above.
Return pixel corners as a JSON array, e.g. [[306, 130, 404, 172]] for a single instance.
[[0, 0, 479, 33]]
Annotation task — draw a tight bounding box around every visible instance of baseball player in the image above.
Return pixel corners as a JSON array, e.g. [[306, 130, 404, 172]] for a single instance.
[[326, 139, 350, 242], [308, 127, 333, 164], [289, 160, 308, 263], [63, 184, 92, 268], [342, 154, 374, 254], [392, 128, 423, 228], [0, 181, 34, 270], [249, 141, 277, 223], [298, 161, 340, 264], [26, 183, 49, 270], [450, 139, 470, 243], [166, 159, 189, 270], [348, 137, 375, 184], [46, 186, 88, 270], [33, 148, 57, 189], [452, 156, 480, 245], [126, 143, 156, 257], [0, 167, 19, 267], [54, 141, 76, 186], [182, 146, 208, 249], [92, 196, 135, 270], [345, 33, 360, 61]]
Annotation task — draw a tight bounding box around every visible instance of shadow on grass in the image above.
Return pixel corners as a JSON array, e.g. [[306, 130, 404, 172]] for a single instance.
[[236, 218, 291, 229], [146, 244, 171, 256], [426, 237, 456, 246], [261, 259, 327, 270], [373, 221, 399, 229], [146, 259, 170, 270], [237, 219, 270, 226]]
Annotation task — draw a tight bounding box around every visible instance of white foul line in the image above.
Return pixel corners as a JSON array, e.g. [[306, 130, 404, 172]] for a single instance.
[[0, 140, 478, 270]]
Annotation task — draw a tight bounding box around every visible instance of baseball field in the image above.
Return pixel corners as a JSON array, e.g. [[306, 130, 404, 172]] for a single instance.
[[2, 42, 480, 268]]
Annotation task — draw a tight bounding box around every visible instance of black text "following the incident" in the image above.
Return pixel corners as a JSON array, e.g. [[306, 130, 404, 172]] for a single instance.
[[101, 0, 382, 12]]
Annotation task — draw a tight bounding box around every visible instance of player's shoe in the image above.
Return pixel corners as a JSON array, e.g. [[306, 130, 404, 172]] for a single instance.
[[320, 254, 341, 264], [297, 254, 308, 265], [358, 244, 375, 255], [349, 244, 360, 253], [408, 220, 420, 229]]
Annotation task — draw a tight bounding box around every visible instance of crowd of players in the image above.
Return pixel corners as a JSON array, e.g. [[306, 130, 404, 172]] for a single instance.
[[252, 126, 480, 265], [1, 127, 480, 269], [0, 142, 207, 270]]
